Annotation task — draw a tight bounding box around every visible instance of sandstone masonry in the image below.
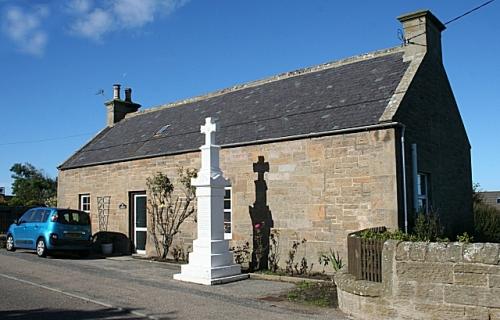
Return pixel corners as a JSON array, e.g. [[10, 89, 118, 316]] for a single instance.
[[58, 129, 399, 265], [336, 240, 500, 320]]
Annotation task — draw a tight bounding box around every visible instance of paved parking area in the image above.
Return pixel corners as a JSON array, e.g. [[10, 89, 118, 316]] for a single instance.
[[0, 249, 346, 319]]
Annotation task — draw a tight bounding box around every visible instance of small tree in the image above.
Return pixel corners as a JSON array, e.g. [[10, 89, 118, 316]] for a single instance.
[[9, 163, 57, 206], [472, 182, 483, 205], [147, 167, 197, 259]]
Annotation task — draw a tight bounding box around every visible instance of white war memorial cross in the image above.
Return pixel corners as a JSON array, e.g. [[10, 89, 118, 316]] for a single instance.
[[174, 117, 248, 285]]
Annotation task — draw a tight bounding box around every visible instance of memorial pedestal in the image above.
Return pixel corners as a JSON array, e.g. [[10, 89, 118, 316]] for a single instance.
[[174, 117, 248, 285]]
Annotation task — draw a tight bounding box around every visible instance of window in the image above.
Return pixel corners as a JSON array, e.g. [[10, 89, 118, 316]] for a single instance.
[[79, 194, 90, 213], [56, 210, 91, 225], [31, 209, 44, 222], [19, 209, 34, 223], [39, 209, 51, 222], [224, 187, 232, 239], [497, 198, 500, 204], [417, 173, 429, 213]]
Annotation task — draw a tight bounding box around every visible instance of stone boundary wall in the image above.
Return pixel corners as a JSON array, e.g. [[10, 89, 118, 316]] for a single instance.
[[335, 240, 500, 320]]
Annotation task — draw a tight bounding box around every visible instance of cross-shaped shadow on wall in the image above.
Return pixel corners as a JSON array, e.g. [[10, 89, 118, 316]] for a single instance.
[[248, 156, 273, 271]]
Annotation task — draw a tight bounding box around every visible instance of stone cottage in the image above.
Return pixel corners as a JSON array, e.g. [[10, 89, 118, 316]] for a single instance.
[[57, 10, 472, 261], [479, 191, 500, 210]]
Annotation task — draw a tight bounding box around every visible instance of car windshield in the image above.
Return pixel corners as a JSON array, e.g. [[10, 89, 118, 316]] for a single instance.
[[56, 210, 90, 226]]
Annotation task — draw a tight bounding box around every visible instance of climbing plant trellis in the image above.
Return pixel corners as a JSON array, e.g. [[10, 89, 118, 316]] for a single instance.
[[97, 196, 111, 232]]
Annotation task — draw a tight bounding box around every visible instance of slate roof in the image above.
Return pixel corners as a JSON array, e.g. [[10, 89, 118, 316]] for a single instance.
[[60, 49, 410, 170]]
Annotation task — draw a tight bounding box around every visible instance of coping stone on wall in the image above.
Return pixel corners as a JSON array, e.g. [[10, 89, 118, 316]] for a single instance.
[[463, 243, 500, 265], [334, 271, 383, 297], [427, 242, 464, 263]]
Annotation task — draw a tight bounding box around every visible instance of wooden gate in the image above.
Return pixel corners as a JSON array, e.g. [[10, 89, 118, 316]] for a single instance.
[[347, 226, 386, 282]]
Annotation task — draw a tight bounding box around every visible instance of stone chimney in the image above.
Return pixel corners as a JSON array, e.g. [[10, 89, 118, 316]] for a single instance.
[[113, 84, 121, 99], [398, 10, 446, 61], [124, 87, 132, 102], [105, 84, 141, 127]]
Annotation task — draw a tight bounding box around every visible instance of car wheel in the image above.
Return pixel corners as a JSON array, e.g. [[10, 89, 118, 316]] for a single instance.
[[36, 238, 47, 258], [6, 235, 15, 252]]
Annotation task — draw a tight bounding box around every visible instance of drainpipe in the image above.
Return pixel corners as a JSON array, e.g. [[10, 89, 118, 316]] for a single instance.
[[411, 144, 418, 213], [400, 125, 408, 233]]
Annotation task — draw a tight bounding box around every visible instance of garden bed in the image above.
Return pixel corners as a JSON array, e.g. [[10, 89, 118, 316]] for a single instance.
[[283, 281, 338, 308], [250, 269, 332, 282]]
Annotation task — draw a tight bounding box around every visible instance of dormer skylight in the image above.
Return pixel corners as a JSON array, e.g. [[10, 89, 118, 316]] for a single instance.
[[155, 124, 170, 136]]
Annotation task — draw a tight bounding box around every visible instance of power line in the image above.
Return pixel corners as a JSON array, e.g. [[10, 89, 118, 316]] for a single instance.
[[404, 0, 496, 43], [444, 0, 496, 25], [0, 132, 96, 146]]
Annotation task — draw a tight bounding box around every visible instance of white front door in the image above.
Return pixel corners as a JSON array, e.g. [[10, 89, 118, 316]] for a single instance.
[[134, 194, 147, 254]]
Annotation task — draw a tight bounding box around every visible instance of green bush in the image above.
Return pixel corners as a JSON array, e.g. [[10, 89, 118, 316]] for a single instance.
[[474, 202, 500, 243], [456, 232, 474, 243], [412, 210, 444, 242], [318, 249, 344, 272], [359, 209, 446, 242], [359, 229, 415, 241]]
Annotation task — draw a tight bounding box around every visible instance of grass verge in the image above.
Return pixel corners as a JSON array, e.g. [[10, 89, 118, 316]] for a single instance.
[[286, 281, 338, 308]]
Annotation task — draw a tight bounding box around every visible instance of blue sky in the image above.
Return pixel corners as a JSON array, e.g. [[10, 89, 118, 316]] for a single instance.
[[0, 0, 498, 194]]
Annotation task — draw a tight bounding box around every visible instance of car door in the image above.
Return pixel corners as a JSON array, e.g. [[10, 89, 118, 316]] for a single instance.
[[26, 209, 44, 249], [12, 209, 34, 248]]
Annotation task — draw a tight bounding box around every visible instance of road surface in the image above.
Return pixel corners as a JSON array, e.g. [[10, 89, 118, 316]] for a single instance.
[[0, 249, 346, 320]]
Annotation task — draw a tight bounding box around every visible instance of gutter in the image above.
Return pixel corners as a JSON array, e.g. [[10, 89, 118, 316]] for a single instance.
[[399, 125, 408, 233], [59, 121, 401, 170]]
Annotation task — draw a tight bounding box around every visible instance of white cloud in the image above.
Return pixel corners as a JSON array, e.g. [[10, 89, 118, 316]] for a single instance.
[[66, 0, 93, 14], [113, 0, 156, 28], [161, 0, 190, 15], [70, 8, 113, 40], [2, 5, 49, 55], [68, 0, 189, 41]]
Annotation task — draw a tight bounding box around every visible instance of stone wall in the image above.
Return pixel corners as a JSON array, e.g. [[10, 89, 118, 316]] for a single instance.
[[58, 128, 399, 264], [336, 240, 500, 320]]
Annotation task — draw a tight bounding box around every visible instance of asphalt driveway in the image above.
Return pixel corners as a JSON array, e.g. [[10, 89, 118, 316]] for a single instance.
[[0, 249, 346, 320]]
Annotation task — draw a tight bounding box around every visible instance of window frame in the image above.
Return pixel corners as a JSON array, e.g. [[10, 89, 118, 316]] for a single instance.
[[79, 194, 91, 213], [224, 186, 232, 240]]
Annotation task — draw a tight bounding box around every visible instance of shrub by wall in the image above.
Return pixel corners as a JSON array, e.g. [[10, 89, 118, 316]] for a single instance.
[[474, 202, 500, 243]]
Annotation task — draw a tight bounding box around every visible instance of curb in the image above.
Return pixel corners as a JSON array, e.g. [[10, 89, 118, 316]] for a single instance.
[[248, 273, 332, 284], [131, 255, 183, 269]]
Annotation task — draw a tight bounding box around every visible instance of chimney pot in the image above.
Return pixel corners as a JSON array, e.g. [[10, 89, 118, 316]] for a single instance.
[[125, 88, 132, 102], [113, 84, 121, 100]]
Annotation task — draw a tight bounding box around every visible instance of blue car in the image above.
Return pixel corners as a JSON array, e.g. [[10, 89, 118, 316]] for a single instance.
[[5, 207, 92, 258]]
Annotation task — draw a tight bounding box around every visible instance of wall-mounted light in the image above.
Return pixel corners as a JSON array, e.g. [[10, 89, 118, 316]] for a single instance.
[[119, 203, 127, 209]]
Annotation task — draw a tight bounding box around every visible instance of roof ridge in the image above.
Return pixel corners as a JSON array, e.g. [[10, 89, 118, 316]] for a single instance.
[[125, 46, 404, 119]]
